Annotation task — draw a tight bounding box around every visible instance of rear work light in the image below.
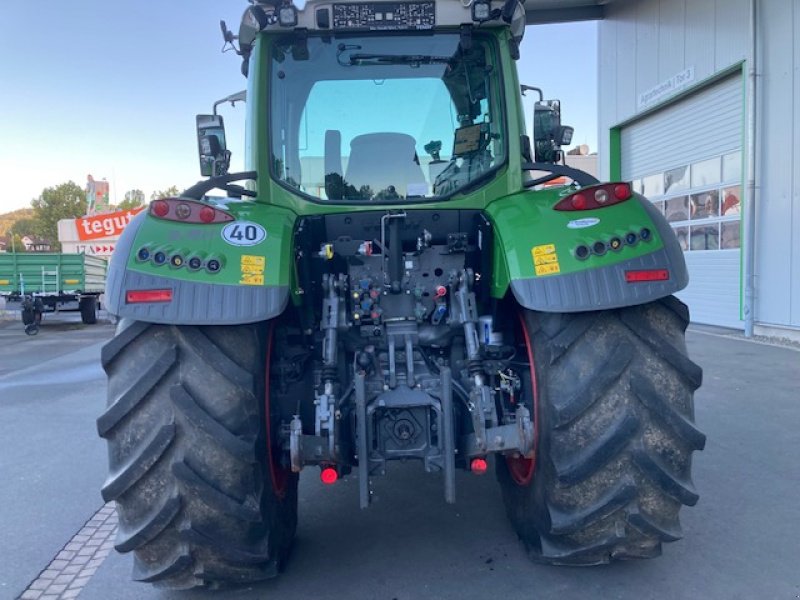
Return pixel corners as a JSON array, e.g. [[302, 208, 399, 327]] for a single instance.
[[149, 198, 234, 224], [126, 289, 173, 303], [554, 182, 633, 211], [625, 269, 670, 283]]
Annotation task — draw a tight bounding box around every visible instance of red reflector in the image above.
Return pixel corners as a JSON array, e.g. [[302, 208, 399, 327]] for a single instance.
[[126, 289, 173, 303], [470, 458, 488, 475], [151, 200, 169, 217], [320, 467, 338, 485], [625, 269, 670, 283]]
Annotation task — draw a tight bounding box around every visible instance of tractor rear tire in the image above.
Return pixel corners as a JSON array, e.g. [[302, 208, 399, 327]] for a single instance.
[[497, 296, 705, 565], [97, 320, 298, 589], [80, 296, 98, 325]]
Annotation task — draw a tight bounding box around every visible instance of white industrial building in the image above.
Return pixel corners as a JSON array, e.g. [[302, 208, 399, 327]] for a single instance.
[[586, 0, 799, 340], [526, 0, 799, 339]]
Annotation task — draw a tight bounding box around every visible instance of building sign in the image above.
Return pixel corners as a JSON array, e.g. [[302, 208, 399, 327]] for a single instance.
[[86, 175, 111, 215], [75, 207, 145, 241], [73, 243, 117, 257], [638, 67, 695, 109]]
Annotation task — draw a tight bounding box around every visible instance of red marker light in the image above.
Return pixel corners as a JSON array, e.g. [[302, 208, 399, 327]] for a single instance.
[[126, 289, 173, 303], [571, 193, 587, 210], [199, 206, 216, 223], [435, 285, 447, 298], [151, 200, 169, 218], [470, 458, 488, 475], [320, 467, 338, 485], [614, 183, 632, 200]]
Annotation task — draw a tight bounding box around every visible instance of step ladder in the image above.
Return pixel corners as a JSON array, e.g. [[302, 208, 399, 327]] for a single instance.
[[41, 267, 60, 294]]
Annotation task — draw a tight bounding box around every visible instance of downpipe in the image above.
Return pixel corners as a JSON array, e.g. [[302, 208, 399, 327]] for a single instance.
[[743, 0, 758, 337]]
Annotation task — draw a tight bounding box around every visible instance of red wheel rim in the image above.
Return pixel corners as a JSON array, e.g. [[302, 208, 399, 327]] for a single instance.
[[265, 323, 289, 498], [505, 312, 539, 486]]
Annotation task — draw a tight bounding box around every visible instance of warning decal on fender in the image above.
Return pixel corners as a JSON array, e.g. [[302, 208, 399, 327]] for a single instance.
[[531, 244, 561, 276], [240, 255, 265, 285], [222, 222, 267, 247]]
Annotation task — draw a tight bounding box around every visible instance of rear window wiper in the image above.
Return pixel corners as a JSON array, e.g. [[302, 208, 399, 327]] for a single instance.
[[337, 44, 450, 67]]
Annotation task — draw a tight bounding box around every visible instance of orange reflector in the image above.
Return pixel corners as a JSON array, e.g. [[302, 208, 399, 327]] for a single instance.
[[126, 289, 173, 303], [470, 458, 488, 475], [320, 467, 338, 485], [625, 269, 670, 283]]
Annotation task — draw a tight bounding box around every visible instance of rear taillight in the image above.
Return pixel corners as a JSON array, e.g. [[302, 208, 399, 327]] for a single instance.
[[126, 289, 173, 303], [554, 182, 633, 211], [149, 198, 234, 223]]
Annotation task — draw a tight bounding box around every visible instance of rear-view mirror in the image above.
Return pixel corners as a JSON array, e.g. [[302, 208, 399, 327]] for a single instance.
[[532, 99, 573, 164], [196, 114, 230, 177]]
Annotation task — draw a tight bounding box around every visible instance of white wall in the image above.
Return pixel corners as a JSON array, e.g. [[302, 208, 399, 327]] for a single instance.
[[598, 0, 800, 331]]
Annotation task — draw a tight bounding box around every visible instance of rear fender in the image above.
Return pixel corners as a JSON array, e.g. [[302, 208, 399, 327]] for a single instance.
[[104, 200, 294, 325], [488, 189, 688, 312]]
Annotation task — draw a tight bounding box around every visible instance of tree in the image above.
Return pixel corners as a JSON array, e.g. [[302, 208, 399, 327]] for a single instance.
[[9, 234, 27, 253], [9, 217, 40, 237], [31, 181, 87, 252], [118, 189, 145, 211], [151, 186, 180, 201]]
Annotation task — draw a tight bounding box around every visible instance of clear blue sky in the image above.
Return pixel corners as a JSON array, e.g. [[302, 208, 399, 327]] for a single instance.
[[0, 1, 596, 212]]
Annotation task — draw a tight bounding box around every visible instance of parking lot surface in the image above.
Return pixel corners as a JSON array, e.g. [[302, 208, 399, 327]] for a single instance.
[[1, 315, 798, 600]]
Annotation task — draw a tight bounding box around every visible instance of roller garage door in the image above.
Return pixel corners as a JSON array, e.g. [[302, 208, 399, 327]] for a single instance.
[[621, 75, 744, 329]]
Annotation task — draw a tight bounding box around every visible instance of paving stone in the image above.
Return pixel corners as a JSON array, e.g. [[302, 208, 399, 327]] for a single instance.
[[79, 567, 98, 578], [49, 559, 68, 570], [29, 578, 52, 591], [61, 589, 82, 599], [71, 575, 91, 589], [72, 555, 90, 566], [20, 589, 43, 599], [38, 569, 59, 580], [61, 564, 82, 575], [56, 550, 76, 561], [46, 583, 67, 594], [53, 573, 76, 586]]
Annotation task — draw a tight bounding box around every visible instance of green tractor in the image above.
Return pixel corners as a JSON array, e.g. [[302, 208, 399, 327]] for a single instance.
[[98, 0, 705, 589]]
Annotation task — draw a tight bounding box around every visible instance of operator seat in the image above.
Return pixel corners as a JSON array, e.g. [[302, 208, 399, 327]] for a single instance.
[[344, 133, 427, 198]]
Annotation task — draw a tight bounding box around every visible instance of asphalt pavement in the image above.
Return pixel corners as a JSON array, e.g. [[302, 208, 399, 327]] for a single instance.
[[1, 314, 798, 600]]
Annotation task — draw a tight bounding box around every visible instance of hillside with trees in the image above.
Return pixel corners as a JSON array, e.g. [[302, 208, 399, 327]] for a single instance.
[[0, 208, 35, 237]]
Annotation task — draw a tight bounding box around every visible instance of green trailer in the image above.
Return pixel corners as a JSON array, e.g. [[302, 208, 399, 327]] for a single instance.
[[0, 253, 107, 332]]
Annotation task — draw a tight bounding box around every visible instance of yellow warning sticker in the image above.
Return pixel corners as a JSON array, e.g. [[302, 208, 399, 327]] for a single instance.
[[0, 279, 9, 285], [241, 255, 266, 267], [533, 253, 559, 266], [531, 244, 556, 257], [535, 263, 561, 276], [531, 244, 561, 276], [240, 273, 265, 286], [240, 255, 265, 285]]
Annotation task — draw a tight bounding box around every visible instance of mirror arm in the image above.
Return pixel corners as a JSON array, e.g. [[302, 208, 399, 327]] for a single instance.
[[521, 162, 600, 188], [182, 171, 258, 200]]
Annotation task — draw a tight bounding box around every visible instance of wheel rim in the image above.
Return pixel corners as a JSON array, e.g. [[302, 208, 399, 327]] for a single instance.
[[505, 312, 539, 486], [265, 323, 290, 498]]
